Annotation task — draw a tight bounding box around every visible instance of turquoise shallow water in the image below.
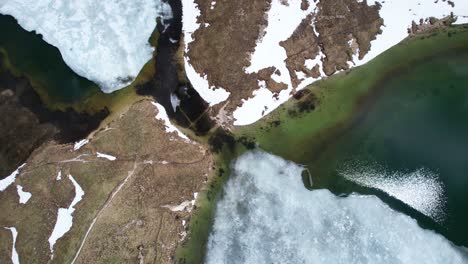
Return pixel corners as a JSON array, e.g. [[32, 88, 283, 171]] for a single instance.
[[308, 50, 468, 246], [0, 14, 100, 104]]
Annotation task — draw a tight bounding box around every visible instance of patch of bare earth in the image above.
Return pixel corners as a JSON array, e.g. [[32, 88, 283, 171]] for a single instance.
[[0, 100, 212, 264]]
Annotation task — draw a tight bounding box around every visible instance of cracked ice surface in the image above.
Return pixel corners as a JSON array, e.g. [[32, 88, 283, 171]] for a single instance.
[[0, 0, 172, 93]]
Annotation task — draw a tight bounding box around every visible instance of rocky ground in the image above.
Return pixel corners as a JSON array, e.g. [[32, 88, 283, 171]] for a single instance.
[[0, 100, 212, 264]]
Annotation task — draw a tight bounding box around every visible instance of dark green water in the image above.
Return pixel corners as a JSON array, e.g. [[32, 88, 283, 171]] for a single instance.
[[0, 14, 100, 104], [309, 50, 468, 246]]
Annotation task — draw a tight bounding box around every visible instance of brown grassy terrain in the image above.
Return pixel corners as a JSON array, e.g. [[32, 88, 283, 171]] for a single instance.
[[0, 100, 212, 264]]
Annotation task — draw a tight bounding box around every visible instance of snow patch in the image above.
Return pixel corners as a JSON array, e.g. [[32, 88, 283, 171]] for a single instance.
[[206, 151, 468, 264], [4, 227, 19, 264], [356, 0, 468, 66], [0, 0, 172, 93], [152, 102, 190, 141], [16, 185, 32, 204], [73, 139, 89, 151], [234, 0, 318, 126], [0, 164, 26, 192], [48, 174, 85, 255], [56, 170, 62, 181], [182, 0, 230, 106], [96, 152, 117, 161]]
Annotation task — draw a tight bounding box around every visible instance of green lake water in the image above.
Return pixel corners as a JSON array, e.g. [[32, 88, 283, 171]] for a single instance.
[[0, 14, 101, 105], [308, 50, 468, 247]]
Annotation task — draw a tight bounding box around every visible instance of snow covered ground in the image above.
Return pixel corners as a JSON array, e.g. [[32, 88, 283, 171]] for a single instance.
[[48, 174, 84, 256], [181, 0, 230, 106], [232, 0, 468, 126], [4, 227, 19, 264], [16, 185, 32, 204], [0, 163, 26, 192], [152, 102, 190, 141], [96, 152, 117, 161], [0, 0, 172, 93]]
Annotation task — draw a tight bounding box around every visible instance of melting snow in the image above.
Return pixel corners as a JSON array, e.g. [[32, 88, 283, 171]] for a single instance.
[[4, 227, 20, 264], [0, 0, 172, 93], [56, 170, 62, 181], [182, 0, 230, 106], [356, 0, 468, 66], [234, 0, 318, 126], [96, 152, 117, 161], [48, 174, 85, 255], [16, 185, 32, 204], [0, 164, 26, 192], [152, 102, 190, 141], [73, 139, 89, 151]]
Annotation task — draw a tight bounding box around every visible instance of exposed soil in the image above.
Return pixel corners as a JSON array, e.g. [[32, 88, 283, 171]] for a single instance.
[[314, 0, 383, 75]]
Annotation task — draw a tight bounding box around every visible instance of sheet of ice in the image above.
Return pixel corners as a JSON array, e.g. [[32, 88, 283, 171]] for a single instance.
[[73, 139, 89, 151], [206, 151, 468, 264], [4, 227, 19, 264], [0, 163, 26, 192], [234, 0, 318, 126], [152, 102, 190, 141], [48, 174, 84, 254], [355, 0, 468, 66], [0, 0, 172, 93], [16, 185, 32, 204], [339, 160, 446, 223], [181, 0, 230, 106], [96, 152, 117, 161]]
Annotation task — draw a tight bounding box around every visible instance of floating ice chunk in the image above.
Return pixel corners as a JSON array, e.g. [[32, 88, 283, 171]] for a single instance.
[[356, 0, 468, 66], [16, 185, 32, 204], [0, 0, 172, 93], [56, 170, 62, 181], [96, 152, 117, 161], [206, 151, 468, 264], [152, 102, 190, 141], [49, 174, 84, 254], [182, 0, 230, 106], [4, 227, 19, 264], [170, 93, 181, 112], [339, 161, 446, 222], [0, 163, 26, 192], [73, 139, 89, 151]]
